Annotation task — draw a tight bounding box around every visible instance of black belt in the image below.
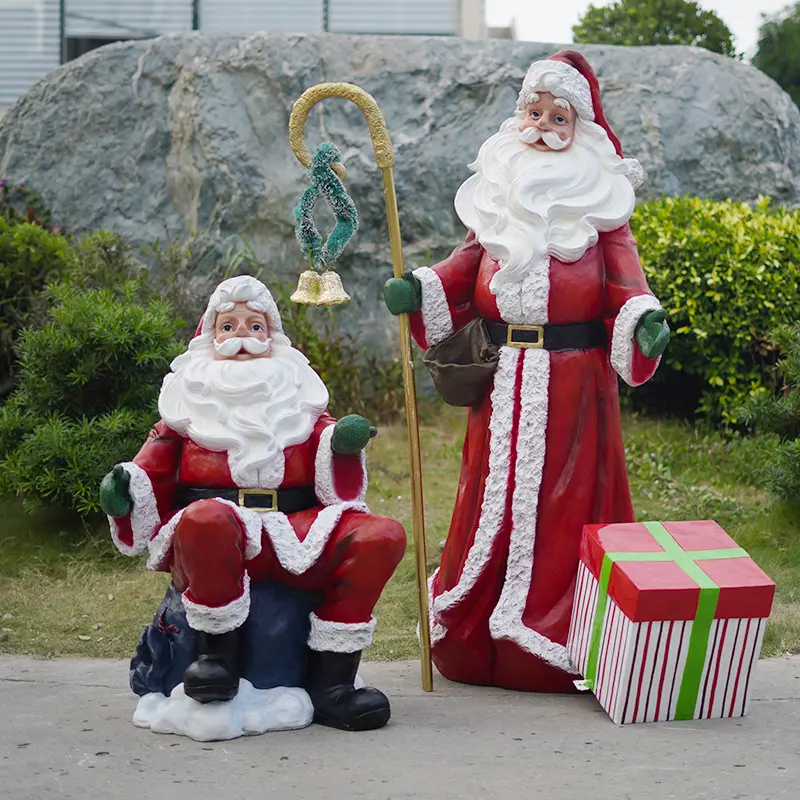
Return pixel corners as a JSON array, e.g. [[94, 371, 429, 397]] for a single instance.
[[174, 485, 318, 513], [485, 320, 607, 351]]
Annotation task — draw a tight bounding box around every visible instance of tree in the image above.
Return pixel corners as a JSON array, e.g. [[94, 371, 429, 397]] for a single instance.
[[572, 0, 736, 57], [753, 3, 800, 106]]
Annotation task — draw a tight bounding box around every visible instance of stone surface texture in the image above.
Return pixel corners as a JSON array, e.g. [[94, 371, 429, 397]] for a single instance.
[[1, 34, 799, 343]]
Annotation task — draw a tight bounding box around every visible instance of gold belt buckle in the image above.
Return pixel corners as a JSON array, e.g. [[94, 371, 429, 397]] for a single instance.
[[238, 488, 278, 512], [506, 324, 545, 349]]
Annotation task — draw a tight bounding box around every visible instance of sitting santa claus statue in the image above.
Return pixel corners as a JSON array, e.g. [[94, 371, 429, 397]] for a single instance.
[[384, 51, 670, 692], [100, 275, 406, 732]]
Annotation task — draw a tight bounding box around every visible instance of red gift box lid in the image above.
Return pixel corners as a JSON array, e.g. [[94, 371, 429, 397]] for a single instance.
[[579, 521, 775, 622]]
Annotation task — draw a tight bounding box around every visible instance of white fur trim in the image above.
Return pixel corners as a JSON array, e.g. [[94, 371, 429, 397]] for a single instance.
[[248, 501, 370, 576], [427, 568, 447, 644], [518, 60, 594, 122], [314, 425, 368, 506], [148, 499, 369, 576], [215, 498, 264, 560], [199, 275, 283, 339], [492, 256, 551, 326], [145, 498, 263, 572], [429, 347, 519, 626], [307, 613, 377, 653], [108, 462, 160, 556], [182, 573, 251, 634], [146, 507, 185, 571], [412, 266, 454, 347], [611, 294, 664, 387], [487, 350, 575, 673]]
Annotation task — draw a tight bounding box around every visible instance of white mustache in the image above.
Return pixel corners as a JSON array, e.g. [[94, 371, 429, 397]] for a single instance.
[[519, 126, 572, 151], [213, 336, 272, 357]]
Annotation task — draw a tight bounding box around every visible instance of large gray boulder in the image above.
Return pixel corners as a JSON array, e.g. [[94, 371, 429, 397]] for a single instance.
[[1, 33, 799, 344]]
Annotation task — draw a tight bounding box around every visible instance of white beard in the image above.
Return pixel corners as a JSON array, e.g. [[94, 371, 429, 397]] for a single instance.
[[455, 117, 637, 294], [158, 333, 330, 488]]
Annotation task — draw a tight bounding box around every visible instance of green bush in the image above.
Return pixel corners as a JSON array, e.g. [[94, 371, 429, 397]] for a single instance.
[[631, 196, 800, 424], [741, 324, 800, 501], [0, 283, 183, 516], [0, 216, 75, 395], [0, 179, 57, 229]]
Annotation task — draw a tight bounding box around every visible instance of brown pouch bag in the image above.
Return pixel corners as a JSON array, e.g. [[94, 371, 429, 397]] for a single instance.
[[422, 319, 500, 407]]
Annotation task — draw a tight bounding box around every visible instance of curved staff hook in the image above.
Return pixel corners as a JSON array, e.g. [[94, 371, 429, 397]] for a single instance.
[[289, 82, 433, 693]]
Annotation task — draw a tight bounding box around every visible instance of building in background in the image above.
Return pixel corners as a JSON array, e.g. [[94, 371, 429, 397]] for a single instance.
[[0, 0, 487, 109]]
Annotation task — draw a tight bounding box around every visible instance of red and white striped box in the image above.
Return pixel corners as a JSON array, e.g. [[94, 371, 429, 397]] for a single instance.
[[566, 520, 775, 724]]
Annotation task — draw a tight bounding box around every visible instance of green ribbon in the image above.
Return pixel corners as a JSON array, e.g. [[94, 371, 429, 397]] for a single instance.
[[581, 522, 748, 720]]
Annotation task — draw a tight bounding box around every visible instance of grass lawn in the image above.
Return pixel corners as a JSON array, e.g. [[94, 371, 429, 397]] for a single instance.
[[0, 406, 797, 662]]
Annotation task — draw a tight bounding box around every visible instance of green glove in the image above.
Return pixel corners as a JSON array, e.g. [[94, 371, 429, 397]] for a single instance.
[[635, 309, 670, 359], [99, 464, 132, 518], [331, 415, 378, 455], [384, 269, 422, 316]]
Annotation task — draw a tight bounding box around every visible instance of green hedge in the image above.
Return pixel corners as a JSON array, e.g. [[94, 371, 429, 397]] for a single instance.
[[631, 196, 800, 424], [0, 283, 183, 516], [0, 216, 75, 394], [742, 324, 800, 501]]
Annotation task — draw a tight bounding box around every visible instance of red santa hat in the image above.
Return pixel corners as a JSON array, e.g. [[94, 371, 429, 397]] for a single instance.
[[516, 50, 643, 188], [193, 275, 284, 339]]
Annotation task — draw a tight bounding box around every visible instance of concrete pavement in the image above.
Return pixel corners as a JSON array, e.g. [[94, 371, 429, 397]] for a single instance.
[[1, 655, 798, 800]]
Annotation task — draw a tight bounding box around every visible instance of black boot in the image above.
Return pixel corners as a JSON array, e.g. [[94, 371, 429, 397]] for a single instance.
[[183, 629, 240, 704], [306, 649, 391, 731]]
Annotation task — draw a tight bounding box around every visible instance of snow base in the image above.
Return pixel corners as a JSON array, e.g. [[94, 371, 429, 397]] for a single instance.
[[132, 680, 314, 741]]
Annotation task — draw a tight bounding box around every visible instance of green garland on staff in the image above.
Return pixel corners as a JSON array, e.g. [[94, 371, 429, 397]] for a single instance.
[[294, 142, 359, 272]]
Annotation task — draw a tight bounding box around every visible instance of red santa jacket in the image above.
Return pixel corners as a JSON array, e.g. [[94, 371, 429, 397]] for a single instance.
[[408, 225, 662, 387], [108, 411, 368, 572]]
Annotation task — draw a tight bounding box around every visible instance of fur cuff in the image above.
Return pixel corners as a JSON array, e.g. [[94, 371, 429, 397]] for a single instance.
[[182, 574, 251, 634], [307, 613, 376, 653], [314, 425, 367, 506], [610, 294, 663, 387], [413, 266, 453, 348], [108, 462, 159, 556]]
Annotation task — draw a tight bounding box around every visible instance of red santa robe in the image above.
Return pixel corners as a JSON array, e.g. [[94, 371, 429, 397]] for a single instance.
[[409, 224, 662, 692], [108, 410, 406, 651]]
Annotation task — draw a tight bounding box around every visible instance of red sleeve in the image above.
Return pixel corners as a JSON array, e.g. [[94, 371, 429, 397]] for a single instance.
[[110, 421, 182, 554], [132, 421, 182, 517], [602, 225, 663, 387], [408, 232, 484, 350], [310, 413, 368, 505]]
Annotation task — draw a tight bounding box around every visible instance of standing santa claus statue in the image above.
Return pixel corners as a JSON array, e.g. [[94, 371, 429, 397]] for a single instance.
[[384, 50, 670, 692], [100, 275, 406, 731]]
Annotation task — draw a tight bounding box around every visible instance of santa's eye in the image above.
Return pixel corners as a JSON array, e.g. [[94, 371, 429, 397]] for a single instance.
[[555, 115, 567, 125], [221, 323, 234, 332], [529, 110, 540, 119], [251, 323, 264, 332]]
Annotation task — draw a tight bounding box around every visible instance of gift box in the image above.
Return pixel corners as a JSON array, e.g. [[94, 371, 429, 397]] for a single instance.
[[566, 520, 775, 724]]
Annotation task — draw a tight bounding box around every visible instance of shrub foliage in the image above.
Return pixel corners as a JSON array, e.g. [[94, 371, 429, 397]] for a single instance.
[[631, 196, 800, 424], [742, 324, 800, 501], [0, 284, 183, 515]]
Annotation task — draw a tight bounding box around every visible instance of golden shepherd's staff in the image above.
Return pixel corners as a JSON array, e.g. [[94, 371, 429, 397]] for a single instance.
[[289, 83, 433, 692]]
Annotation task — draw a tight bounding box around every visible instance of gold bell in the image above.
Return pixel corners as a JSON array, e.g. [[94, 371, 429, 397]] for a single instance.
[[316, 270, 351, 306], [290, 270, 322, 304]]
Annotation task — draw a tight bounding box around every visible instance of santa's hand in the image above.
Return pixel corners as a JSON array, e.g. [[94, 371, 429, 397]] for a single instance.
[[635, 309, 670, 359], [331, 415, 378, 455], [383, 269, 422, 316], [99, 464, 132, 518]]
